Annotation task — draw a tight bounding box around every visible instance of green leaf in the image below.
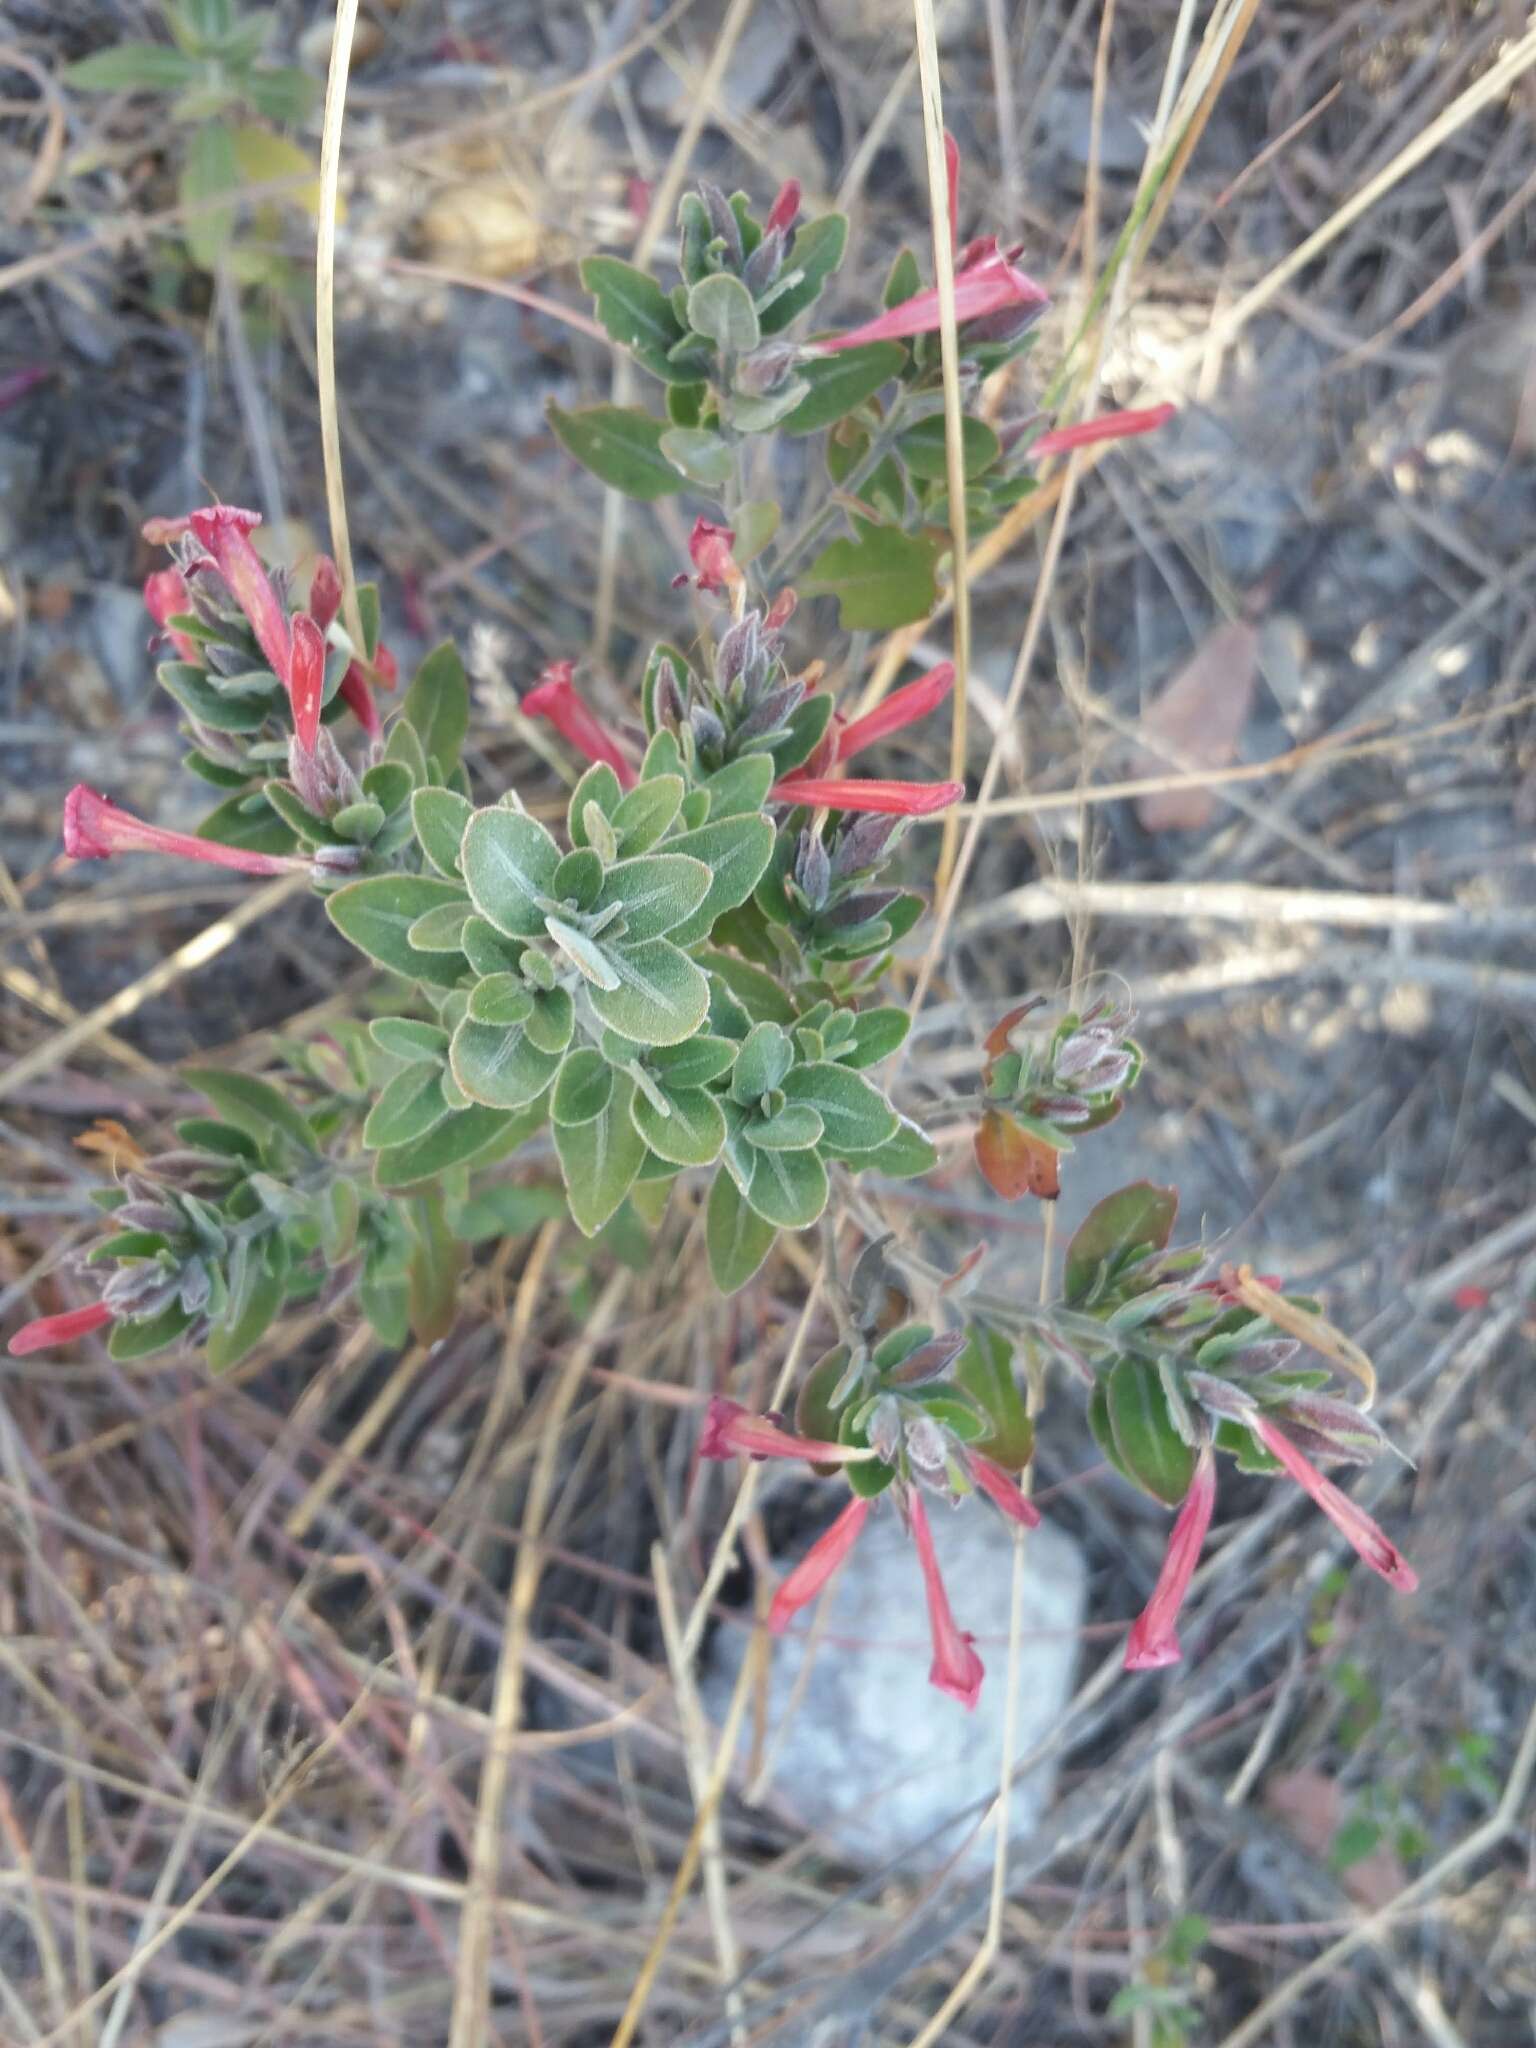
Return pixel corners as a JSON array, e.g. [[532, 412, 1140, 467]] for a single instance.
[[759, 213, 849, 334], [745, 1144, 828, 1229], [449, 1019, 562, 1111], [363, 1063, 448, 1149], [407, 898, 474, 952], [370, 1018, 449, 1061], [326, 873, 469, 987], [590, 940, 709, 1046], [196, 791, 296, 857], [448, 1181, 566, 1242], [545, 916, 620, 990], [1064, 1183, 1180, 1309], [686, 272, 760, 353], [207, 1251, 283, 1372], [732, 497, 780, 564], [611, 774, 685, 855], [657, 427, 735, 487], [401, 643, 470, 778], [567, 762, 623, 846], [581, 253, 685, 357], [180, 119, 240, 271], [883, 246, 922, 308], [956, 1325, 1034, 1472], [632, 1085, 726, 1167], [466, 974, 533, 1028], [554, 1074, 646, 1236], [1106, 1357, 1197, 1506], [781, 1061, 897, 1155], [524, 986, 575, 1054], [157, 659, 270, 732], [461, 916, 523, 978], [700, 950, 797, 1026], [242, 65, 313, 126], [407, 1188, 463, 1344], [838, 1006, 910, 1069], [648, 1035, 737, 1088], [783, 343, 906, 434], [595, 852, 711, 942], [181, 1066, 318, 1156], [766, 690, 836, 778], [897, 414, 1002, 480], [706, 1170, 777, 1292], [548, 402, 685, 500], [837, 1113, 938, 1179], [732, 1021, 795, 1102], [551, 1047, 614, 1127], [66, 41, 198, 91], [662, 815, 776, 948], [804, 519, 940, 631], [744, 1103, 823, 1151], [374, 1106, 523, 1191], [461, 807, 562, 940], [109, 1301, 195, 1361]]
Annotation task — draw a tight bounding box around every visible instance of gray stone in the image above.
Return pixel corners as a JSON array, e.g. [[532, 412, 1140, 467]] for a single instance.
[[704, 1498, 1087, 1875]]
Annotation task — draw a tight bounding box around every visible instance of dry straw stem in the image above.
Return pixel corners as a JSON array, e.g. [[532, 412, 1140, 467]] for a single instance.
[[1230, 1267, 1377, 1410], [1214, 1687, 1536, 2048], [910, 0, 972, 899], [315, 0, 368, 668], [449, 1269, 630, 2048], [0, 875, 305, 1104], [953, 876, 1536, 939]]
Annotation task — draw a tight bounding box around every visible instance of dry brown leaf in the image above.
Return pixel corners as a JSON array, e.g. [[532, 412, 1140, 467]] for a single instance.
[[418, 183, 544, 278], [74, 1118, 147, 1172], [1265, 1767, 1406, 1909], [1133, 616, 1260, 832]]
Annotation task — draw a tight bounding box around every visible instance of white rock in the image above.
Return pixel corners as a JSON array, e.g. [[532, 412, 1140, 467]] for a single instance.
[[704, 1498, 1086, 1875]]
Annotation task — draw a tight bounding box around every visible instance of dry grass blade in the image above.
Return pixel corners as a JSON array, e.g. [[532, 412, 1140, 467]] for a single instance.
[[315, 0, 369, 665]]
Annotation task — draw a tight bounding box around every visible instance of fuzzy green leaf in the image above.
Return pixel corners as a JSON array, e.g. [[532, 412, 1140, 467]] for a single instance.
[[551, 1047, 614, 1127], [781, 1061, 897, 1155], [1064, 1183, 1180, 1309], [181, 1067, 318, 1157], [450, 1018, 562, 1111], [631, 1084, 726, 1167], [804, 519, 940, 631], [611, 774, 685, 855], [326, 873, 468, 987], [461, 806, 562, 940], [897, 414, 1002, 480], [548, 402, 685, 500], [686, 272, 760, 353], [554, 1074, 646, 1235], [706, 1170, 777, 1292], [373, 1105, 526, 1191], [362, 1062, 449, 1149], [759, 213, 848, 334], [783, 343, 905, 434], [745, 1143, 829, 1230], [589, 939, 710, 1047], [411, 786, 473, 877], [662, 815, 776, 948], [595, 852, 711, 942], [401, 642, 469, 777], [1106, 1357, 1197, 1506]]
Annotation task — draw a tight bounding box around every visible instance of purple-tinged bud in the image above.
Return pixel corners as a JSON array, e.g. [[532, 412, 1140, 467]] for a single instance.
[[736, 680, 805, 744], [868, 1394, 903, 1466], [1186, 1371, 1260, 1423], [699, 182, 742, 264], [905, 1412, 950, 1472], [1265, 1391, 1391, 1466], [1224, 1338, 1302, 1376], [830, 811, 904, 880], [885, 1328, 967, 1386], [1033, 1094, 1092, 1125], [794, 827, 831, 910], [734, 341, 801, 396]]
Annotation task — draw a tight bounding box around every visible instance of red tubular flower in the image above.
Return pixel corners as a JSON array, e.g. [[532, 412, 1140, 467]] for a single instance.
[[700, 1396, 860, 1466], [143, 567, 199, 664], [769, 776, 964, 816], [968, 1452, 1042, 1530], [63, 786, 309, 878], [765, 178, 801, 236], [688, 517, 741, 594], [187, 505, 292, 690], [1252, 1418, 1419, 1592], [309, 556, 343, 633], [288, 614, 326, 754], [522, 659, 637, 789], [818, 245, 1049, 354], [833, 662, 954, 763], [768, 1496, 870, 1634], [944, 130, 960, 247], [1028, 403, 1176, 461], [909, 1490, 984, 1709], [1124, 1444, 1217, 1672], [339, 667, 383, 741], [8, 1301, 114, 1357]]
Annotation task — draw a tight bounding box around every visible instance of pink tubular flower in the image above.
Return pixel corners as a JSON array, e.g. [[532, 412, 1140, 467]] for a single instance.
[[700, 1396, 861, 1466], [768, 1495, 870, 1634], [1028, 403, 1176, 461], [339, 667, 383, 741], [765, 178, 801, 236], [522, 659, 637, 790], [833, 662, 954, 763], [969, 1452, 1042, 1531], [187, 505, 292, 691], [63, 786, 309, 878], [1252, 1417, 1418, 1592], [769, 775, 964, 816], [8, 1301, 114, 1357], [909, 1490, 985, 1709], [288, 614, 326, 754], [687, 517, 742, 594], [818, 243, 1049, 354], [1124, 1444, 1217, 1672], [944, 130, 960, 247], [143, 567, 199, 664]]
